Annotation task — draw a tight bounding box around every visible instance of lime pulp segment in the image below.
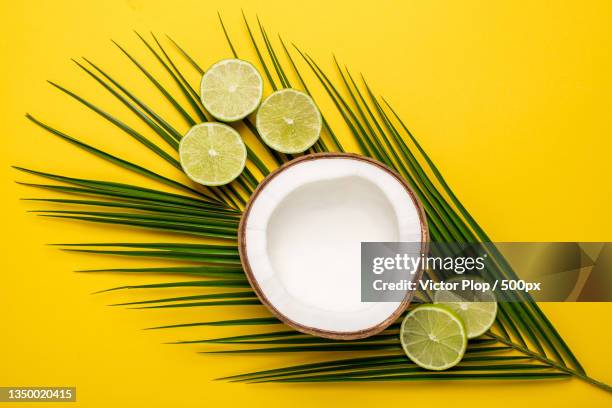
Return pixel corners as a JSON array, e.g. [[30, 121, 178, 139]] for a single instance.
[[200, 59, 263, 122], [400, 304, 467, 371], [434, 276, 498, 339], [179, 123, 246, 186], [255, 89, 322, 153]]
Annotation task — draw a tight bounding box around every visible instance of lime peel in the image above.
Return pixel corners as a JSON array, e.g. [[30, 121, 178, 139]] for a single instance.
[[400, 304, 467, 371], [434, 276, 498, 339], [200, 59, 263, 122], [256, 89, 322, 153], [179, 122, 246, 186]]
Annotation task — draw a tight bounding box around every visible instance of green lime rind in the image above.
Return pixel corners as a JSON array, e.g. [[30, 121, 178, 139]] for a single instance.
[[200, 59, 263, 122], [400, 304, 467, 371], [255, 88, 322, 153], [433, 276, 498, 339], [179, 122, 247, 186]]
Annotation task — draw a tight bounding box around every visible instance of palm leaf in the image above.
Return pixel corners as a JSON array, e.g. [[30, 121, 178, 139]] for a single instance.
[[47, 80, 180, 169], [111, 291, 255, 307], [80, 265, 243, 278], [23, 198, 239, 219], [146, 317, 280, 330], [223, 355, 534, 382], [75, 58, 181, 147], [99, 279, 251, 292]]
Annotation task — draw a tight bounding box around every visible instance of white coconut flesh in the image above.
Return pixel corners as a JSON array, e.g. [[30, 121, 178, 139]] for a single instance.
[[240, 155, 426, 337]]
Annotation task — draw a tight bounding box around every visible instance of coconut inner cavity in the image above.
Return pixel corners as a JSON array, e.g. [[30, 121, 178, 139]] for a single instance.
[[266, 176, 399, 313]]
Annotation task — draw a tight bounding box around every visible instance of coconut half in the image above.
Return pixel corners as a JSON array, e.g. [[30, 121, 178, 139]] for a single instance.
[[239, 153, 428, 339]]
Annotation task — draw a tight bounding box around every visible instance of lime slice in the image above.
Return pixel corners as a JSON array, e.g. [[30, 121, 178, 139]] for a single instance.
[[434, 276, 498, 339], [255, 89, 322, 153], [400, 304, 467, 371], [200, 59, 263, 122], [179, 123, 246, 186]]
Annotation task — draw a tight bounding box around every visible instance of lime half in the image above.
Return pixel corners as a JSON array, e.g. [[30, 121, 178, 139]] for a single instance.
[[179, 123, 246, 186], [400, 304, 467, 371], [434, 276, 498, 339], [255, 89, 322, 153], [200, 59, 263, 122]]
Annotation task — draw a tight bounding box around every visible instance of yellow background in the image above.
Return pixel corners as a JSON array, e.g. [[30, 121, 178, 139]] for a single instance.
[[1, 0, 611, 406]]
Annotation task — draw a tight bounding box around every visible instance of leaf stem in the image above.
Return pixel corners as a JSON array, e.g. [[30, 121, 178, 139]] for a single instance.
[[487, 332, 611, 393]]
